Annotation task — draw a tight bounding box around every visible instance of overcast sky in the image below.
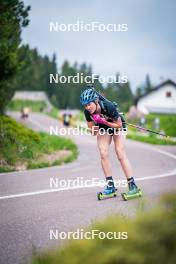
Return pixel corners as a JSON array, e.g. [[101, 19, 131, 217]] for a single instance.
[[22, 0, 176, 91]]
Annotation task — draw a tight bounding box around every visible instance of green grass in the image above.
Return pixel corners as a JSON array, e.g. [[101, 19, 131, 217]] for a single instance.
[[0, 116, 78, 172], [0, 167, 15, 173], [32, 192, 176, 264], [7, 99, 47, 112], [146, 114, 176, 137], [126, 113, 176, 145], [127, 132, 176, 145], [47, 107, 60, 119], [27, 132, 78, 169], [77, 111, 85, 121]]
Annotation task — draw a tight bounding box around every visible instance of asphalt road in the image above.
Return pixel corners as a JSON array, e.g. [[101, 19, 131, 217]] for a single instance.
[[0, 112, 176, 264]]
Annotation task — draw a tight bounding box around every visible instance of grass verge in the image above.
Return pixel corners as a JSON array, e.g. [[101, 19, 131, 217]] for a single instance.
[[127, 132, 176, 145], [0, 115, 78, 172], [146, 114, 176, 137], [7, 99, 48, 112]]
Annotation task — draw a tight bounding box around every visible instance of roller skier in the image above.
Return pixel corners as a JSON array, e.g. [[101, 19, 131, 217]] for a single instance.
[[80, 87, 142, 201]]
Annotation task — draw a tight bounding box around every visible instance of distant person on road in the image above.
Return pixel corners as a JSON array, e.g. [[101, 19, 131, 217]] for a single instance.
[[80, 87, 142, 201], [21, 107, 30, 120], [62, 109, 72, 127]]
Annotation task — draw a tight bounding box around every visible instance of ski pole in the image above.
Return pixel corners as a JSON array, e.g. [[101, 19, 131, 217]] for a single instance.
[[88, 87, 170, 139], [126, 122, 170, 139]]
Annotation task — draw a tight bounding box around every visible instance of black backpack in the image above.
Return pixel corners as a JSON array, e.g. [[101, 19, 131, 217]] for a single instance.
[[93, 88, 126, 129]]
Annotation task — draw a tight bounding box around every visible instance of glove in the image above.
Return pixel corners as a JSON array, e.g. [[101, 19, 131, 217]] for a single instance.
[[92, 114, 109, 125]]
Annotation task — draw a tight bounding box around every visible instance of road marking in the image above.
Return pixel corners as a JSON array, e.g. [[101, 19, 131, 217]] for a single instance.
[[0, 169, 176, 200], [136, 169, 176, 181], [1, 115, 175, 176], [0, 114, 176, 199], [1, 144, 175, 177], [142, 145, 176, 160]]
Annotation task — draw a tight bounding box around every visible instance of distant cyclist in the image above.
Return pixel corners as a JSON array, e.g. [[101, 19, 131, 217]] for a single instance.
[[80, 87, 142, 200]]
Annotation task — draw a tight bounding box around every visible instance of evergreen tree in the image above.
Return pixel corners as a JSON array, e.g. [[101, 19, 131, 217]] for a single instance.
[[144, 74, 152, 93], [0, 0, 30, 114]]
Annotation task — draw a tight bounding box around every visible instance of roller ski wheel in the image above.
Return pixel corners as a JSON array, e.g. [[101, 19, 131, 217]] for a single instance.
[[97, 188, 117, 201], [121, 188, 142, 201]]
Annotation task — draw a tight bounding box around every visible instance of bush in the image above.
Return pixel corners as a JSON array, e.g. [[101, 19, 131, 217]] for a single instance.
[[0, 115, 40, 167], [32, 193, 176, 264], [0, 115, 78, 171]]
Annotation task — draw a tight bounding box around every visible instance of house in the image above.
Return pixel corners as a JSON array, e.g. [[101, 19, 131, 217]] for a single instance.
[[136, 79, 176, 114]]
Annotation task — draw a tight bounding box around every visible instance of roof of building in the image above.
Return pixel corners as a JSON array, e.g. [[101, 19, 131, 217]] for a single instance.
[[135, 79, 176, 105]]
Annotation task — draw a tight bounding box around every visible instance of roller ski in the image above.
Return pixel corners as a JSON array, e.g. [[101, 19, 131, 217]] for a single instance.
[[97, 186, 117, 200], [121, 177, 142, 201]]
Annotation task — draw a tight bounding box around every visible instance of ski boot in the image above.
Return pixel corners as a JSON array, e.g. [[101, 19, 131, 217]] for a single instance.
[[97, 186, 117, 200], [121, 178, 142, 201]]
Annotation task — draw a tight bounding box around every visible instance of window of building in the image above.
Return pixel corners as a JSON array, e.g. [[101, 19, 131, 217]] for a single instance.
[[166, 91, 171, 97]]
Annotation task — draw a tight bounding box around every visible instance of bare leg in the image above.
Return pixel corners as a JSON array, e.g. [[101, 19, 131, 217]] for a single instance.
[[97, 132, 112, 177], [113, 134, 133, 179]]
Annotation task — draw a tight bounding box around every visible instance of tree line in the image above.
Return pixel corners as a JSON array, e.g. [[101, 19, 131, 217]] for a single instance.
[[3, 42, 135, 112], [0, 0, 153, 114], [11, 46, 153, 112]]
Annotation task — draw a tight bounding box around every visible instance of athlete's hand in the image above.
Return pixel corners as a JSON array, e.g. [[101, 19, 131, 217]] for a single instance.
[[92, 114, 109, 125]]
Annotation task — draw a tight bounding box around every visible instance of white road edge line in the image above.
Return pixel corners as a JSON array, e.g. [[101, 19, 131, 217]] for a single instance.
[[0, 170, 176, 200], [0, 137, 175, 177], [0, 116, 176, 199], [141, 145, 176, 160]]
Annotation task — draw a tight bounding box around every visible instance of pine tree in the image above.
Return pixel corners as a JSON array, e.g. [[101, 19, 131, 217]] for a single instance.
[[0, 0, 30, 114]]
